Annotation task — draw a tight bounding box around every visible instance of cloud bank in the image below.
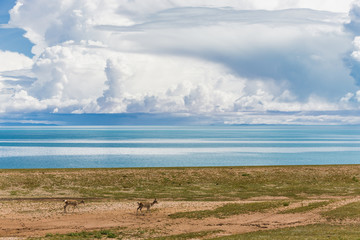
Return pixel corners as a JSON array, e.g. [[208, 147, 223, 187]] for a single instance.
[[1, 0, 360, 124]]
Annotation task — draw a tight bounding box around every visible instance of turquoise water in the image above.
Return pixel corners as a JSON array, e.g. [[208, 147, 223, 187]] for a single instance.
[[0, 125, 359, 169]]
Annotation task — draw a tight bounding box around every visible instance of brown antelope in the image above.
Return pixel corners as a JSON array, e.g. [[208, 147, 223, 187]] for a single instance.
[[63, 199, 85, 213], [136, 198, 158, 214]]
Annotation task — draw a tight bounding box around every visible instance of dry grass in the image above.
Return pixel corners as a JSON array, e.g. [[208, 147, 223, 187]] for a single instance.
[[2, 166, 360, 239], [1, 165, 360, 200]]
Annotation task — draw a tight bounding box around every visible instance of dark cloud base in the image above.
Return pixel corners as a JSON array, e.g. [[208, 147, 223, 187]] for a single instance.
[[1, 111, 360, 126], [0, 113, 220, 126]]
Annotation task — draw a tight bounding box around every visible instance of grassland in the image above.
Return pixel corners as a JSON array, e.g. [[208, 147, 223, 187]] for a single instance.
[[322, 201, 360, 220], [30, 229, 222, 240], [1, 165, 360, 200], [169, 201, 287, 219], [280, 200, 332, 214], [211, 224, 360, 240], [2, 165, 360, 239]]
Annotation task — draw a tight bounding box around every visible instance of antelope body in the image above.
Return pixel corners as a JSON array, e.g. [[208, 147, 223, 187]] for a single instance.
[[137, 198, 158, 214], [64, 199, 85, 213]]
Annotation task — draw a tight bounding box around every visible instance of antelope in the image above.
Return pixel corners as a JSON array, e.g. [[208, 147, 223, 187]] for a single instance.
[[63, 199, 85, 213], [136, 198, 158, 214]]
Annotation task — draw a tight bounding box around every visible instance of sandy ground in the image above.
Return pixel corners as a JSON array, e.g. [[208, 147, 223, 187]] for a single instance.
[[1, 196, 359, 239]]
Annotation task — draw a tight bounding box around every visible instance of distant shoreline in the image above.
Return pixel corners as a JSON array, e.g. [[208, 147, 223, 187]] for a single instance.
[[1, 163, 360, 170]]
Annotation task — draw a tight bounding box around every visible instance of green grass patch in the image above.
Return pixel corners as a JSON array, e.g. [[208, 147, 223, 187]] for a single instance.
[[31, 229, 119, 239], [210, 224, 360, 240], [169, 201, 284, 219], [32, 229, 220, 240], [322, 201, 360, 220], [2, 165, 360, 200], [31, 227, 158, 239], [280, 201, 331, 214], [149, 230, 222, 240]]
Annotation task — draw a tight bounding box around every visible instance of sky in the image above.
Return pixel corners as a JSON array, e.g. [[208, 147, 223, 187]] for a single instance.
[[1, 0, 360, 125]]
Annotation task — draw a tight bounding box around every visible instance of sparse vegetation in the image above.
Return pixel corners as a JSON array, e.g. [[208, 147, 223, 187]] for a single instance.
[[352, 176, 359, 182], [1, 165, 360, 200], [3, 165, 360, 239], [30, 227, 152, 240], [31, 229, 119, 239], [210, 224, 360, 240], [169, 201, 285, 219], [149, 230, 223, 240], [280, 201, 331, 214], [322, 201, 360, 220], [31, 228, 220, 240]]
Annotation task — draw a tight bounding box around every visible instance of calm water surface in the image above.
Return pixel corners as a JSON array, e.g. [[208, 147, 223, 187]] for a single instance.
[[0, 125, 359, 169]]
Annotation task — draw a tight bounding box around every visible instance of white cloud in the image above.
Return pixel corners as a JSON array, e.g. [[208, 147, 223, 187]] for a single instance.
[[0, 50, 32, 72], [106, 8, 353, 100], [346, 1, 360, 88], [29, 42, 107, 100], [339, 90, 360, 110], [115, 0, 353, 14], [223, 112, 360, 125], [96, 58, 128, 113], [0, 0, 359, 124], [2, 90, 45, 112]]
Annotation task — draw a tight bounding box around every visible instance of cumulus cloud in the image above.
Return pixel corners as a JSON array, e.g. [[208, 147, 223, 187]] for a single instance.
[[1, 90, 45, 112], [103, 7, 354, 100], [96, 59, 128, 113], [346, 1, 360, 88], [0, 50, 32, 72], [29, 42, 106, 101], [0, 0, 360, 124]]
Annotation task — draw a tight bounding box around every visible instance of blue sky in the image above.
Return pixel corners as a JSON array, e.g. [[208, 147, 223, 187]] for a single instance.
[[0, 1, 14, 23], [0, 0, 32, 56], [0, 0, 360, 125]]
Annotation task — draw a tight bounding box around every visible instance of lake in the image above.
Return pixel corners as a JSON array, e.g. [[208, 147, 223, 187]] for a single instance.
[[0, 125, 359, 169]]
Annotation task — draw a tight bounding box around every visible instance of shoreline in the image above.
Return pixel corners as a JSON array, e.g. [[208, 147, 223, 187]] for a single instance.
[[1, 163, 360, 170]]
